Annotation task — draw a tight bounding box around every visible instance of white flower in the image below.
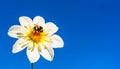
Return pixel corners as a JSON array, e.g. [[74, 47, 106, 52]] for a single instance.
[[8, 16, 64, 63]]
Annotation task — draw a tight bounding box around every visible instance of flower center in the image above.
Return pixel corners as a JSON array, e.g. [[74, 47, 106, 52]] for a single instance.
[[28, 25, 45, 43]]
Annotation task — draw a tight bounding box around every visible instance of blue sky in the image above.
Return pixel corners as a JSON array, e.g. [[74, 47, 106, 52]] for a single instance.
[[0, 0, 120, 69]]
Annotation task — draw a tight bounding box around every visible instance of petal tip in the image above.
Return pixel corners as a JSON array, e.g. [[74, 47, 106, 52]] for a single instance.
[[27, 47, 40, 63], [33, 16, 45, 26], [12, 49, 17, 53]]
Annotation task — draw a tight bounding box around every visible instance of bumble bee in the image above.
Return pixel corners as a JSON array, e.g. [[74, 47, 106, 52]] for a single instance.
[[34, 25, 43, 32]]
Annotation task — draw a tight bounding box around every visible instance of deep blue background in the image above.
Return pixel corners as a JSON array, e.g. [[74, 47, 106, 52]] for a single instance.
[[0, 0, 120, 69]]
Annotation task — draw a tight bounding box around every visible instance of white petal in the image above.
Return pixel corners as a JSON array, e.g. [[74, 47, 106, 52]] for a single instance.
[[44, 22, 58, 35], [41, 43, 54, 61], [27, 42, 34, 50], [12, 38, 28, 53], [27, 44, 40, 63], [8, 25, 24, 38], [19, 16, 33, 26], [51, 35, 64, 48], [33, 16, 45, 26]]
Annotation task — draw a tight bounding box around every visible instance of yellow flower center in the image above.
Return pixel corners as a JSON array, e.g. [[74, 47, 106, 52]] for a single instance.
[[28, 25, 46, 43]]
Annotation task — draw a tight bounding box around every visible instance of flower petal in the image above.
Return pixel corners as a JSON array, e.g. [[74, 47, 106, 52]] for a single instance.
[[12, 38, 28, 53], [27, 44, 40, 63], [33, 16, 45, 26], [8, 25, 24, 38], [51, 35, 64, 48], [19, 16, 33, 26], [41, 43, 54, 61], [44, 22, 58, 35]]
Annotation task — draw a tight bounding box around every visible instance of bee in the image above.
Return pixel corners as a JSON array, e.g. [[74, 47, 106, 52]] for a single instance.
[[34, 25, 43, 32]]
